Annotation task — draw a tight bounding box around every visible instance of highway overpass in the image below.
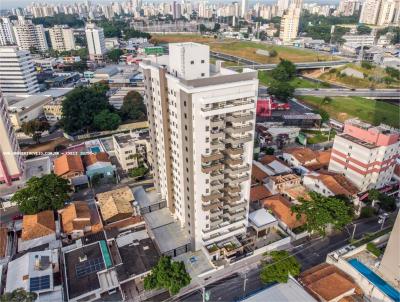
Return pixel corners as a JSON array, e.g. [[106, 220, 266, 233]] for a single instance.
[[294, 88, 400, 100]]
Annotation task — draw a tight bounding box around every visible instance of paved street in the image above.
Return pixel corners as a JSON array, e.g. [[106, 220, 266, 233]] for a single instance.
[[294, 88, 400, 99], [175, 214, 395, 302]]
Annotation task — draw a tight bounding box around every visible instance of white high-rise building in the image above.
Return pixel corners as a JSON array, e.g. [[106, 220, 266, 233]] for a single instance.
[[359, 0, 382, 24], [0, 18, 15, 46], [13, 17, 48, 52], [337, 0, 359, 16], [377, 0, 396, 25], [0, 91, 24, 186], [85, 23, 106, 61], [140, 43, 258, 251], [241, 0, 248, 17], [329, 119, 399, 191], [49, 25, 76, 51], [280, 0, 302, 44], [277, 0, 290, 16], [0, 47, 39, 95]]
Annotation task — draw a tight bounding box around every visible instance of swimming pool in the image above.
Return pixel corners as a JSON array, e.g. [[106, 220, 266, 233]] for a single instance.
[[348, 259, 400, 302], [90, 146, 101, 153]]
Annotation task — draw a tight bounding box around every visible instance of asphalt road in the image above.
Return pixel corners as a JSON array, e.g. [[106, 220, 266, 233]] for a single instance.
[[177, 215, 395, 302], [294, 88, 400, 99]]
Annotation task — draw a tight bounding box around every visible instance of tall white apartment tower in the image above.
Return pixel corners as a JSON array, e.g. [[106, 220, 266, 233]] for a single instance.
[[49, 25, 76, 51], [359, 0, 382, 24], [0, 47, 39, 95], [241, 0, 248, 17], [0, 92, 24, 186], [0, 18, 16, 46], [377, 0, 396, 25], [140, 43, 258, 251], [13, 16, 48, 52], [280, 0, 303, 44], [85, 23, 106, 61]]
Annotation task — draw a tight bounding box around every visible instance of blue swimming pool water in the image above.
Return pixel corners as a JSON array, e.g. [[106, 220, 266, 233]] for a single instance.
[[91, 146, 101, 153], [348, 258, 400, 302]]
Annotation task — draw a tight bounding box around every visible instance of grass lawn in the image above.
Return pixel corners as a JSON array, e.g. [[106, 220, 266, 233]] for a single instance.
[[151, 34, 333, 63], [319, 63, 400, 89], [298, 96, 400, 128], [258, 71, 331, 88], [303, 130, 336, 144]]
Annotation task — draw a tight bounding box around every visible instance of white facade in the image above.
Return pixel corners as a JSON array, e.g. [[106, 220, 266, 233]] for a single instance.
[[0, 47, 39, 94], [85, 23, 106, 61], [377, 0, 396, 25], [140, 43, 258, 251], [342, 34, 375, 46], [0, 92, 24, 186], [13, 17, 48, 52], [359, 0, 382, 24], [49, 25, 76, 51], [279, 1, 302, 44], [0, 17, 15, 46]]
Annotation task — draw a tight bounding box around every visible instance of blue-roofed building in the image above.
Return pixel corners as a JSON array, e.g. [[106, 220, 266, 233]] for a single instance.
[[83, 152, 118, 185]]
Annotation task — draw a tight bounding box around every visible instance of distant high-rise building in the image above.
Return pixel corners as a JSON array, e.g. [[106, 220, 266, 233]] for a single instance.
[[280, 0, 302, 44], [49, 25, 76, 51], [377, 0, 396, 25], [172, 1, 182, 19], [329, 119, 399, 191], [0, 91, 24, 186], [359, 0, 382, 24], [85, 23, 106, 62], [337, 0, 359, 16], [241, 0, 248, 17], [0, 47, 39, 95], [0, 18, 15, 46], [13, 17, 48, 52], [277, 0, 290, 16], [140, 43, 258, 250]]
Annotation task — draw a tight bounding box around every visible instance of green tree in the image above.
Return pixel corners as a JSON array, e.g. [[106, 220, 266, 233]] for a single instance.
[[32, 13, 84, 28], [119, 91, 147, 121], [144, 256, 191, 295], [267, 81, 294, 102], [260, 251, 301, 284], [269, 49, 278, 57], [385, 67, 400, 80], [360, 206, 375, 218], [11, 173, 71, 214], [368, 189, 380, 202], [271, 59, 296, 82], [314, 108, 330, 123], [61, 84, 111, 133], [357, 25, 372, 35], [361, 61, 373, 69], [128, 165, 148, 178], [1, 288, 37, 302], [291, 192, 353, 236], [107, 49, 124, 62], [93, 110, 121, 131], [21, 120, 50, 136], [322, 96, 332, 104]]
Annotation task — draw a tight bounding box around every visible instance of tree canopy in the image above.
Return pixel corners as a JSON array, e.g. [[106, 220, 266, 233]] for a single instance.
[[260, 251, 301, 284], [11, 173, 71, 214], [107, 49, 124, 63], [291, 192, 353, 236], [119, 91, 147, 121], [21, 120, 50, 136], [1, 288, 37, 302], [357, 25, 372, 35], [271, 59, 296, 82], [32, 13, 84, 28], [61, 83, 112, 134], [267, 80, 295, 102], [93, 109, 121, 131], [144, 256, 191, 295]]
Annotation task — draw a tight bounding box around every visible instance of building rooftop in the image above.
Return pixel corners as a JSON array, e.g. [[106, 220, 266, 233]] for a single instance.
[[83, 152, 110, 167], [53, 154, 84, 177], [283, 147, 318, 165], [22, 211, 56, 241], [340, 133, 377, 149], [252, 164, 269, 183], [299, 263, 360, 302], [242, 277, 316, 302], [270, 173, 300, 185], [249, 209, 277, 228], [60, 202, 91, 234], [7, 95, 51, 112], [132, 186, 163, 209], [306, 171, 359, 196], [262, 195, 305, 229], [97, 187, 134, 223], [250, 185, 273, 202], [24, 156, 52, 180]]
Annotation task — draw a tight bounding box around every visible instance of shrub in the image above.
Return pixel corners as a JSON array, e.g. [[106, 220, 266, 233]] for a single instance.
[[360, 206, 375, 218], [366, 242, 382, 257]]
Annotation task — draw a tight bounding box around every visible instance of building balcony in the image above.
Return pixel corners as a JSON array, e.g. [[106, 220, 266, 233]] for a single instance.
[[202, 162, 224, 174], [210, 139, 224, 150], [228, 223, 247, 233], [202, 191, 223, 202], [226, 112, 254, 123], [210, 117, 224, 128], [202, 99, 254, 112], [225, 123, 253, 135], [229, 214, 247, 224], [210, 216, 223, 226], [224, 147, 244, 157], [210, 180, 224, 191], [202, 200, 221, 211], [225, 164, 251, 175], [210, 171, 225, 182], [210, 130, 225, 140], [224, 200, 247, 212], [225, 173, 250, 185], [223, 193, 242, 203], [225, 157, 244, 166], [201, 152, 224, 163], [224, 134, 253, 145], [210, 208, 222, 218], [224, 185, 241, 194]]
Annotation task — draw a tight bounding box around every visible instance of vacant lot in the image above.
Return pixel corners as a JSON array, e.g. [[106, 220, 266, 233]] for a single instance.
[[258, 71, 331, 88], [151, 34, 333, 63], [298, 96, 399, 128]]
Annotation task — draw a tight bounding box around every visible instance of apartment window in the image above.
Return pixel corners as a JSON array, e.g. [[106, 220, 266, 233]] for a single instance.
[[184, 101, 187, 106], [205, 126, 209, 131], [201, 73, 205, 77], [201, 60, 205, 63], [205, 179, 209, 184], [190, 60, 194, 64]]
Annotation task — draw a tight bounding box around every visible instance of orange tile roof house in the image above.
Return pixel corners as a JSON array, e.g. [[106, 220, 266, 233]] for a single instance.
[[20, 211, 56, 252], [97, 186, 135, 224], [262, 195, 306, 230], [251, 164, 269, 184], [250, 185, 273, 203], [303, 171, 359, 197], [299, 263, 361, 302], [283, 147, 318, 167], [83, 152, 110, 167], [60, 202, 92, 239], [54, 154, 84, 179]]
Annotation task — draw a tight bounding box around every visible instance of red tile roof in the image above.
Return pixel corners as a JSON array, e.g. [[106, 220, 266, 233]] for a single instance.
[[250, 185, 272, 202], [54, 154, 84, 176], [284, 147, 317, 164], [252, 165, 268, 182], [22, 211, 56, 241], [83, 152, 110, 167]]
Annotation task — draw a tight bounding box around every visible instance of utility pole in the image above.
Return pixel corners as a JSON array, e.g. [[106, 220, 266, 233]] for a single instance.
[[351, 223, 357, 241], [243, 270, 248, 297]]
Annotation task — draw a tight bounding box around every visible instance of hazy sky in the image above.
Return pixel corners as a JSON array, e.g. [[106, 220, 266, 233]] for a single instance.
[[1, 0, 339, 10]]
